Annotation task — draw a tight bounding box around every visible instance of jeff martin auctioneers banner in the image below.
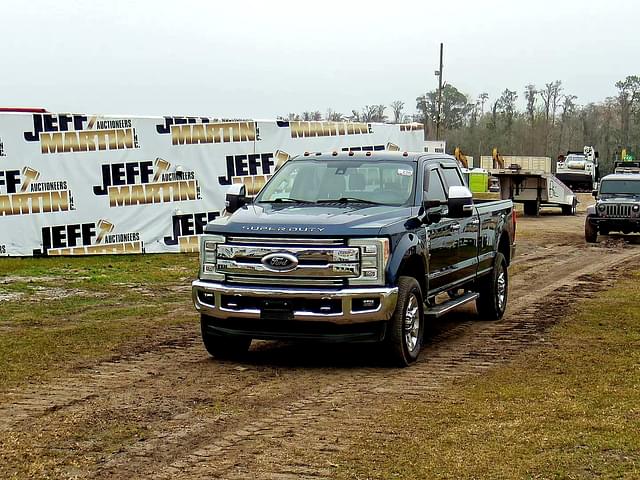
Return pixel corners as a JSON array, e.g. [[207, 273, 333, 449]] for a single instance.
[[0, 112, 425, 257]]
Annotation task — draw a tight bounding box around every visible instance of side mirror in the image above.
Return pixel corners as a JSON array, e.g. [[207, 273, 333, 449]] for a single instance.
[[225, 184, 247, 214], [592, 190, 598, 198], [448, 185, 474, 218]]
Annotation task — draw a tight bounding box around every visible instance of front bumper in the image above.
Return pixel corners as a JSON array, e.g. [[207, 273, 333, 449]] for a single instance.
[[588, 217, 640, 230], [192, 280, 398, 325]]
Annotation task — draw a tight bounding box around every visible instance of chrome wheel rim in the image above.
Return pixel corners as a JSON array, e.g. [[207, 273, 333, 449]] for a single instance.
[[403, 294, 420, 352], [497, 267, 506, 311]]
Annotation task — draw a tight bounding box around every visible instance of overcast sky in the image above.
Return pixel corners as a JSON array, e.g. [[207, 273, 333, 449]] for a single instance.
[[1, 0, 638, 118]]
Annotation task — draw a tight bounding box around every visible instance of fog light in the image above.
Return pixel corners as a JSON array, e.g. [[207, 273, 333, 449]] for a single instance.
[[198, 291, 215, 306], [353, 298, 380, 312]]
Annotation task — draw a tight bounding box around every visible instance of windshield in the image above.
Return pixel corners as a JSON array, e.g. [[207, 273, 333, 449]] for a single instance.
[[600, 179, 640, 195], [256, 159, 416, 206]]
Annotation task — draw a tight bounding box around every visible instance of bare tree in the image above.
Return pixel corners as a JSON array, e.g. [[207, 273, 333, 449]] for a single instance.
[[361, 105, 377, 122], [390, 100, 405, 123], [373, 104, 387, 123], [615, 75, 640, 146], [557, 94, 577, 152], [478, 92, 489, 116], [325, 109, 344, 122], [489, 99, 499, 131], [539, 81, 562, 153], [524, 84, 537, 127], [498, 88, 518, 131]]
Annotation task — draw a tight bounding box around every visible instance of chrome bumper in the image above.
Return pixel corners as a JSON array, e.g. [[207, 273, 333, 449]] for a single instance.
[[192, 280, 398, 325]]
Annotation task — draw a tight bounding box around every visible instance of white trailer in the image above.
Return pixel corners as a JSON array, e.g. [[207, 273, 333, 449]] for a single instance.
[[490, 167, 577, 216], [555, 146, 599, 191]]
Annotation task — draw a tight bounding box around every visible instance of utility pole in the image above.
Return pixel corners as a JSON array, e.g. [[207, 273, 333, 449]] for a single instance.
[[435, 42, 443, 141]]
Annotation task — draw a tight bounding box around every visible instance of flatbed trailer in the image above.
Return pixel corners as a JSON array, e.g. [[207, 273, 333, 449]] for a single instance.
[[490, 168, 577, 216]]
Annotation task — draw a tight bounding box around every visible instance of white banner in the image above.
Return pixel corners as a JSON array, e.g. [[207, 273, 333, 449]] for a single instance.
[[0, 112, 424, 256]]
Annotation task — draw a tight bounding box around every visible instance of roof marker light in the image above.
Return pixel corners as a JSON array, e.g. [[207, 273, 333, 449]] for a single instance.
[[303, 151, 310, 156], [365, 151, 372, 156], [403, 151, 409, 157], [348, 151, 355, 156], [332, 151, 338, 156]]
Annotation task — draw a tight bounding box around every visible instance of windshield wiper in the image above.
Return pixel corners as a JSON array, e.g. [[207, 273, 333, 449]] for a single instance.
[[259, 198, 316, 204], [316, 197, 384, 205]]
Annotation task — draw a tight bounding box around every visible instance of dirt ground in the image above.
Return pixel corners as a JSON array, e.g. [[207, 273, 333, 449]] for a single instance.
[[2, 193, 640, 479]]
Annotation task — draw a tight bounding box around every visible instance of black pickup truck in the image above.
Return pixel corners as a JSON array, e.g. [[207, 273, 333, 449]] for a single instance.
[[192, 152, 516, 366]]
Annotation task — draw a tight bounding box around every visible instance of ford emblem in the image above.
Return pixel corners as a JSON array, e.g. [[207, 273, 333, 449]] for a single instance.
[[260, 252, 299, 272]]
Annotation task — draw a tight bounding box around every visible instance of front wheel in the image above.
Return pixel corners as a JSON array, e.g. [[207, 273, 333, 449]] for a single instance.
[[585, 219, 598, 243], [201, 315, 252, 360], [476, 252, 508, 320], [385, 276, 424, 367]]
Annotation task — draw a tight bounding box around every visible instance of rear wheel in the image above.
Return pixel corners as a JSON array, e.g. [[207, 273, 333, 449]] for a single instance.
[[524, 200, 539, 216], [200, 315, 252, 359], [561, 199, 577, 215], [584, 218, 598, 243], [476, 252, 508, 320], [385, 276, 424, 367]]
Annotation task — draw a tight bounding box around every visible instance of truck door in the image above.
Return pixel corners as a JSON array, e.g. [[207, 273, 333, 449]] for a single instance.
[[441, 165, 479, 283], [424, 167, 458, 292]]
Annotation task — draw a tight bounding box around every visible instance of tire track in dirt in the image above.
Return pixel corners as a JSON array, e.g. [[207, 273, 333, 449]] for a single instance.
[[1, 240, 637, 479]]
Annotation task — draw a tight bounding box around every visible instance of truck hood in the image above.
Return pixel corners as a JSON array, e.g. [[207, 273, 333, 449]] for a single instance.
[[204, 203, 416, 237], [598, 195, 640, 203]]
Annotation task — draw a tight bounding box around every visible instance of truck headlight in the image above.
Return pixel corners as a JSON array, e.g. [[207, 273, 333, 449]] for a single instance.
[[199, 234, 225, 281], [348, 238, 390, 286], [597, 204, 606, 212]]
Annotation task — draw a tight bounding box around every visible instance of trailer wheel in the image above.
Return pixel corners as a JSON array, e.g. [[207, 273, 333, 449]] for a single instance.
[[524, 200, 539, 216], [385, 276, 424, 367], [584, 218, 598, 243], [476, 252, 508, 320], [562, 199, 577, 215], [201, 315, 252, 359]]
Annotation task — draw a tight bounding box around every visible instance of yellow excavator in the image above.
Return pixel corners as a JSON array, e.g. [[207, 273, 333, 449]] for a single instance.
[[453, 147, 469, 169], [492, 147, 505, 169]]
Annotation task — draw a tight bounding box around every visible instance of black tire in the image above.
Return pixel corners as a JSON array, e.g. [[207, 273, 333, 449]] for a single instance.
[[524, 200, 539, 216], [561, 199, 577, 215], [476, 252, 508, 320], [385, 276, 424, 367], [200, 315, 252, 359], [584, 218, 598, 243]]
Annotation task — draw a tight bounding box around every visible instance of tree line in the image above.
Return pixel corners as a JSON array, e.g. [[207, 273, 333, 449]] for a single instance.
[[281, 75, 640, 175]]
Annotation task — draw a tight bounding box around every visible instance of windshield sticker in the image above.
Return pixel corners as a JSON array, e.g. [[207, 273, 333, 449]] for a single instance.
[[397, 169, 412, 176]]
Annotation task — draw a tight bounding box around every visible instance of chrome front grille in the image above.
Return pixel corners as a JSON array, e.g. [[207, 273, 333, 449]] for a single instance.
[[217, 245, 359, 263], [216, 236, 359, 283], [604, 204, 632, 217]]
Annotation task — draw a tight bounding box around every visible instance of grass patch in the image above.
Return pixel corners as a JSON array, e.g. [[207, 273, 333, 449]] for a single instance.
[[336, 273, 640, 479], [0, 254, 199, 389]]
